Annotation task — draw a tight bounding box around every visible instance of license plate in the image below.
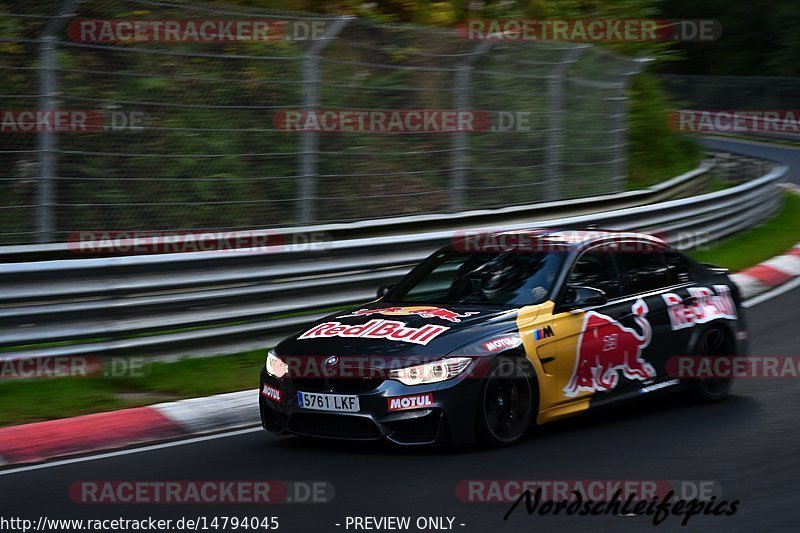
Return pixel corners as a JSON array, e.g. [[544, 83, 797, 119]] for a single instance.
[[297, 391, 360, 412]]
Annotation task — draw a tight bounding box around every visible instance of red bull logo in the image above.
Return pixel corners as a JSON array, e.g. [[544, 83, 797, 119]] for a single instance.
[[564, 299, 655, 397], [338, 306, 479, 323], [662, 285, 736, 330], [297, 319, 448, 346]]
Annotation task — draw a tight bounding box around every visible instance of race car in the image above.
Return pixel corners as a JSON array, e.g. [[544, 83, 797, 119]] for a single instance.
[[259, 229, 746, 447]]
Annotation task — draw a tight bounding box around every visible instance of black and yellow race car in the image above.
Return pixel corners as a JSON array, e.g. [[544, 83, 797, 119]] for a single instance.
[[259, 229, 746, 447]]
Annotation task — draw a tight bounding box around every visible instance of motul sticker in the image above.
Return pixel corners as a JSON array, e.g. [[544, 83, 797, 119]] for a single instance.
[[339, 306, 478, 323], [387, 393, 434, 411], [564, 298, 655, 397], [297, 319, 449, 345], [261, 384, 282, 402], [482, 336, 522, 352], [662, 285, 737, 330]]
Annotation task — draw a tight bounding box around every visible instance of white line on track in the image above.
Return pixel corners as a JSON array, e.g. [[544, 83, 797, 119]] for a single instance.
[[0, 426, 262, 477], [0, 277, 798, 477]]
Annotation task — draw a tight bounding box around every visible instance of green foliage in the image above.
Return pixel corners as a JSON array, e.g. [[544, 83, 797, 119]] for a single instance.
[[657, 0, 800, 77], [627, 72, 701, 189]]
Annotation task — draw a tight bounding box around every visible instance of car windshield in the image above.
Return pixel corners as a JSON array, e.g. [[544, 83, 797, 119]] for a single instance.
[[388, 249, 567, 306]]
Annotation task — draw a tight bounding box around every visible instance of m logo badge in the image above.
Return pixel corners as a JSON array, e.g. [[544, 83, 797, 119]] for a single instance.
[[533, 325, 554, 341]]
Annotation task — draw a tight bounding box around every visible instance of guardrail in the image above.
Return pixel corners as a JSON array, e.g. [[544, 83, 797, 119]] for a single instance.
[[0, 156, 786, 361], [0, 158, 716, 263]]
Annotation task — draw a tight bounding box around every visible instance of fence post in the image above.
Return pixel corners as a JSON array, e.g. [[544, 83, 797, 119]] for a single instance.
[[449, 41, 491, 211], [609, 82, 629, 193], [297, 16, 351, 224], [36, 35, 58, 243], [611, 60, 647, 193], [35, 1, 79, 243], [544, 46, 586, 202]]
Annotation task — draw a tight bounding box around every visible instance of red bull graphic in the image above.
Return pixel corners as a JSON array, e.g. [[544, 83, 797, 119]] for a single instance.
[[338, 306, 479, 323], [564, 299, 654, 397], [297, 319, 448, 346], [662, 285, 737, 330]]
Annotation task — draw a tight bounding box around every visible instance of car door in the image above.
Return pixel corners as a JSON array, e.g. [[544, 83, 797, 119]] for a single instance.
[[536, 244, 653, 408], [611, 243, 676, 388]]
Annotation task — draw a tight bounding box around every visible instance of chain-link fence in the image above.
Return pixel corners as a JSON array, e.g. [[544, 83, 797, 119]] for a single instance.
[[1, 0, 643, 245]]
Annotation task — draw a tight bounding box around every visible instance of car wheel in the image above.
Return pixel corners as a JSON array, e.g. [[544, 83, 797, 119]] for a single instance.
[[688, 328, 733, 403], [477, 356, 537, 447]]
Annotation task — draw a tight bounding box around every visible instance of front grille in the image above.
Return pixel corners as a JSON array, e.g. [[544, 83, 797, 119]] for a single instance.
[[291, 376, 385, 394], [288, 413, 382, 439]]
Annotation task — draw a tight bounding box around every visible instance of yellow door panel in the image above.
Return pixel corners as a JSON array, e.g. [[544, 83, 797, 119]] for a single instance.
[[516, 302, 594, 423]]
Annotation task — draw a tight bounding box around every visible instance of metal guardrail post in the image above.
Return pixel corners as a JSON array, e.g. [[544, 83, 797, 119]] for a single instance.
[[35, 0, 80, 244], [297, 17, 351, 224], [544, 46, 587, 202], [449, 41, 491, 211]]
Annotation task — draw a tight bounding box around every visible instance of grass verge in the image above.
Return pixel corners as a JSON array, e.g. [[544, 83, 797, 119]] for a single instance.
[[1, 194, 798, 428], [689, 192, 800, 272], [0, 350, 264, 427]]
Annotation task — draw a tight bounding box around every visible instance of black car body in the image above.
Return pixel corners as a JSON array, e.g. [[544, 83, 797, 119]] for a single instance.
[[259, 230, 747, 447]]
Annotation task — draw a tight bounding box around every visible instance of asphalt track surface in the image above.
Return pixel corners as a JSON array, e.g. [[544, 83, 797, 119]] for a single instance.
[[1, 139, 799, 533], [702, 136, 800, 184]]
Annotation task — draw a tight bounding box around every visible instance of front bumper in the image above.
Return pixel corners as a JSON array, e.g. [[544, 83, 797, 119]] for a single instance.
[[258, 367, 483, 445]]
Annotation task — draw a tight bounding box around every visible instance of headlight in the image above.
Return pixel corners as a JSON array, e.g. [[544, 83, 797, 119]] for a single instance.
[[389, 357, 473, 386], [265, 350, 288, 378]]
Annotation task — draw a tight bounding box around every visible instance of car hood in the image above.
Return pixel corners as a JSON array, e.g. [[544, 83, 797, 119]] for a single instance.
[[275, 301, 536, 360]]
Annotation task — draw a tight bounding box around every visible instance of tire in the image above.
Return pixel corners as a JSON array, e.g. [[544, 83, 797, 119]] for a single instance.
[[687, 328, 734, 403], [476, 355, 538, 447]]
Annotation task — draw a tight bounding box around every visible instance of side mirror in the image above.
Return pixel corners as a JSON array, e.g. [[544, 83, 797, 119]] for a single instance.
[[562, 286, 607, 310], [377, 283, 396, 299]]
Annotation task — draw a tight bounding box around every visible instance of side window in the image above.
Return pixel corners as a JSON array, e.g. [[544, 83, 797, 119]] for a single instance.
[[618, 250, 670, 295], [664, 251, 694, 285], [567, 249, 620, 299]]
